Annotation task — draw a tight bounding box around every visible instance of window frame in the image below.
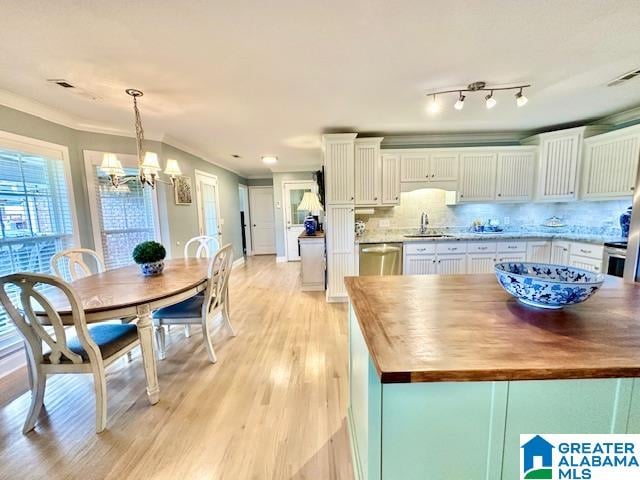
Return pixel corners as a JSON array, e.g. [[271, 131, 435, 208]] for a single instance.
[[0, 130, 80, 358], [83, 150, 162, 265]]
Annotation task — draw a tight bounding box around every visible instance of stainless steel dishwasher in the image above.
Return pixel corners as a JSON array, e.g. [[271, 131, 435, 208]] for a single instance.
[[359, 243, 403, 276]]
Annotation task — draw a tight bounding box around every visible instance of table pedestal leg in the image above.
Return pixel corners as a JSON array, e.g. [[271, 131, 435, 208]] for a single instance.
[[136, 305, 160, 404]]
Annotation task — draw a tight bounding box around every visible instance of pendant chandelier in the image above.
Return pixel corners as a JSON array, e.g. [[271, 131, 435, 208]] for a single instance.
[[99, 89, 182, 188]]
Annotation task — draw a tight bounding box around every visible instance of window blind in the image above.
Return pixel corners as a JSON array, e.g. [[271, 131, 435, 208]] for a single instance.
[[93, 166, 158, 269], [0, 148, 76, 355]]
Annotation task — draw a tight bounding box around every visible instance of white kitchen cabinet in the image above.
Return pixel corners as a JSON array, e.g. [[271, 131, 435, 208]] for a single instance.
[[496, 252, 527, 263], [457, 152, 497, 202], [495, 151, 535, 202], [535, 128, 584, 201], [467, 253, 497, 274], [569, 255, 602, 273], [436, 254, 467, 274], [325, 205, 355, 300], [354, 138, 383, 206], [430, 152, 459, 181], [299, 235, 325, 291], [324, 133, 357, 205], [381, 154, 401, 205], [404, 254, 437, 275], [526, 241, 551, 263], [550, 240, 570, 264], [582, 125, 640, 199], [400, 153, 430, 182]]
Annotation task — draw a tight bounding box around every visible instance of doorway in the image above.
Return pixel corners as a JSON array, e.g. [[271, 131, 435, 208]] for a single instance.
[[238, 184, 252, 256], [195, 170, 222, 247], [248, 186, 276, 255], [283, 181, 316, 261]]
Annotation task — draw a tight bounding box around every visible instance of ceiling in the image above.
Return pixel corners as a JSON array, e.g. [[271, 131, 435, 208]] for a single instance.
[[0, 0, 639, 177]]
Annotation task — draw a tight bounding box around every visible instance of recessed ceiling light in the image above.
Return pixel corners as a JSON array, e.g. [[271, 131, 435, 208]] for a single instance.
[[262, 156, 278, 165]]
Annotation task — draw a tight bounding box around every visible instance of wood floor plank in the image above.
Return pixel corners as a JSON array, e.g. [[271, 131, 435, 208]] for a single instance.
[[0, 256, 353, 480]]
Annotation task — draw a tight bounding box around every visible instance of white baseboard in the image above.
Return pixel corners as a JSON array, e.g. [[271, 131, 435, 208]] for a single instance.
[[232, 257, 246, 269], [276, 256, 288, 263]]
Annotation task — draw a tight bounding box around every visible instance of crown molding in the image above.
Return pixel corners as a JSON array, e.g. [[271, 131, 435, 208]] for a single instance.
[[594, 104, 640, 127], [269, 165, 320, 173], [160, 134, 245, 178]]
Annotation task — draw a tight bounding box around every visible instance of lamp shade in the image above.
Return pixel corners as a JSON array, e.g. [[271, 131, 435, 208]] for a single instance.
[[141, 151, 161, 173], [297, 192, 323, 212], [164, 158, 182, 176], [99, 153, 125, 176]]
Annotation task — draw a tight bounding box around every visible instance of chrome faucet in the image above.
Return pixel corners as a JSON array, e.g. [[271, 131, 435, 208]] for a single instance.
[[420, 212, 429, 233]]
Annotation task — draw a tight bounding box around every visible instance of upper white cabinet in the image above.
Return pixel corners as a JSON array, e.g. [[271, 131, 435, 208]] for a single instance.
[[324, 133, 357, 205], [537, 128, 584, 201], [582, 125, 640, 200], [495, 151, 535, 202], [458, 152, 497, 202], [381, 154, 401, 205], [399, 151, 459, 183], [354, 138, 382, 206]]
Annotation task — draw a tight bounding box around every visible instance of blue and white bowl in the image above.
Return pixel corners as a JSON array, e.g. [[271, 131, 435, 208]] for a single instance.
[[494, 262, 604, 309]]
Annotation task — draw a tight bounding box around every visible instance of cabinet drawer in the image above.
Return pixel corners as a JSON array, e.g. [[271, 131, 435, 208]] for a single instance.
[[570, 242, 603, 260], [404, 243, 437, 255], [467, 242, 497, 253], [436, 242, 467, 254], [497, 241, 527, 253]]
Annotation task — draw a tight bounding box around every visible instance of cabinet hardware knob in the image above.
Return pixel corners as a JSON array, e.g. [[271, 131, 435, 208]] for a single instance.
[[350, 196, 354, 200], [460, 194, 464, 198], [497, 193, 502, 197], [374, 197, 378, 200], [395, 196, 399, 200], [432, 259, 436, 263], [253, 224, 256, 227], [569, 191, 574, 194], [431, 174, 435, 178], [631, 187, 635, 191], [438, 260, 441, 263]]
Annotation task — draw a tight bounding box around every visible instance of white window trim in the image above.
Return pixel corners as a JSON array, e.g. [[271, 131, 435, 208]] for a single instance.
[[194, 169, 221, 239], [0, 130, 80, 358], [83, 150, 162, 262]]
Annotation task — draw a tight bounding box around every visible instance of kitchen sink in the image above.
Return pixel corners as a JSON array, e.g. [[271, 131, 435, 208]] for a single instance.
[[403, 234, 453, 238]]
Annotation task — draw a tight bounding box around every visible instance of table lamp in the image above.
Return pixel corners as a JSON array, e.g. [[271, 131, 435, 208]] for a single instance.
[[297, 192, 324, 235]]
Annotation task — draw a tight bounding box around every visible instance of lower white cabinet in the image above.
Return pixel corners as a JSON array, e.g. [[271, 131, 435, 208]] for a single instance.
[[550, 240, 570, 264], [467, 253, 497, 274], [326, 205, 355, 301], [526, 241, 552, 263], [402, 239, 604, 277], [436, 254, 466, 274], [404, 254, 437, 275], [299, 235, 326, 291]]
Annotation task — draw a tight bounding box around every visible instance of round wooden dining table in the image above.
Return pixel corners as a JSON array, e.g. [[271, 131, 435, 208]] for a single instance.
[[39, 257, 211, 405]]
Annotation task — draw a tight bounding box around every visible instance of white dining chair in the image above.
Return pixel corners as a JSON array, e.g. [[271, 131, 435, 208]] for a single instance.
[[0, 272, 141, 434], [180, 235, 221, 338], [153, 244, 235, 363], [183, 235, 220, 259], [51, 248, 105, 281]]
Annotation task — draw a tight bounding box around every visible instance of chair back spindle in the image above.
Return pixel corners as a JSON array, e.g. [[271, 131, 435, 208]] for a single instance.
[[184, 236, 221, 258], [51, 248, 106, 281], [203, 244, 233, 316]]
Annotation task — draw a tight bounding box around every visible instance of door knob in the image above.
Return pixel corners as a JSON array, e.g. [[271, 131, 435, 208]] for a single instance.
[[253, 224, 257, 227]]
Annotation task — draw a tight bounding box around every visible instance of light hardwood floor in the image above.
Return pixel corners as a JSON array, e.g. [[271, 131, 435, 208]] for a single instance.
[[0, 256, 353, 480]]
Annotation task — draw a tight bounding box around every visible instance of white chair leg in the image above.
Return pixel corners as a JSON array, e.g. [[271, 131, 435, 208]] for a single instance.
[[222, 303, 236, 337], [184, 325, 191, 338], [154, 325, 166, 360], [202, 318, 217, 364], [24, 346, 34, 391], [93, 370, 107, 434], [22, 370, 46, 434]]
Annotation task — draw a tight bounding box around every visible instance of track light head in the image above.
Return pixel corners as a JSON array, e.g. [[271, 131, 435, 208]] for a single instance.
[[485, 91, 497, 109], [454, 92, 465, 110], [516, 88, 528, 107], [428, 94, 439, 114]]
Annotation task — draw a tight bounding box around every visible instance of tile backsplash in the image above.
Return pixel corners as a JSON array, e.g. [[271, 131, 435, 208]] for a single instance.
[[357, 188, 631, 235]]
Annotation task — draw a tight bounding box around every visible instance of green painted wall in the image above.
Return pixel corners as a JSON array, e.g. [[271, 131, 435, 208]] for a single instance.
[[0, 104, 247, 259], [247, 178, 273, 186]]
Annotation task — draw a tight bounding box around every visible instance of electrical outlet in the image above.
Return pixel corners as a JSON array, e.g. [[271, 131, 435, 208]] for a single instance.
[[379, 219, 390, 228]]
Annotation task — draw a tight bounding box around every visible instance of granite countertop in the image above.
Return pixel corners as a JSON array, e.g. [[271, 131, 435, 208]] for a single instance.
[[345, 274, 640, 383], [356, 229, 624, 246]]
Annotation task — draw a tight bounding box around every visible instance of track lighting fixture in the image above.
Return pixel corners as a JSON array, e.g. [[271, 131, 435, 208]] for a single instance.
[[515, 88, 528, 107], [485, 91, 497, 109], [425, 81, 530, 113]]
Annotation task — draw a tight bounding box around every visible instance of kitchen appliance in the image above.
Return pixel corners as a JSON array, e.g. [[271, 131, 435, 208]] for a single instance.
[[359, 243, 403, 276], [603, 241, 627, 278]]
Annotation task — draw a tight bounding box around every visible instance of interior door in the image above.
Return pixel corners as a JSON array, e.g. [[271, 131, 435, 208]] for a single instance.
[[283, 181, 316, 261], [195, 173, 222, 247], [249, 187, 276, 255]]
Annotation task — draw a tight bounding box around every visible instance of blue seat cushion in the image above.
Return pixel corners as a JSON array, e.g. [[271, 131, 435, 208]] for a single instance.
[[152, 295, 204, 320], [43, 323, 138, 363]]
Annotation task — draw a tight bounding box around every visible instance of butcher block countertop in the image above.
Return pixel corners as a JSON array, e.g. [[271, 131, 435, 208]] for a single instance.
[[344, 274, 640, 384]]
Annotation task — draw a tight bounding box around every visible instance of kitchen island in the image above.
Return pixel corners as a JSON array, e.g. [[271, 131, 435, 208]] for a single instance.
[[345, 274, 640, 480]]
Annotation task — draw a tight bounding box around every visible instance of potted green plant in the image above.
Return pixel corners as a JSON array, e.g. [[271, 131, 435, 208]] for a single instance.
[[132, 241, 167, 276]]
